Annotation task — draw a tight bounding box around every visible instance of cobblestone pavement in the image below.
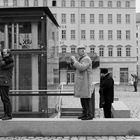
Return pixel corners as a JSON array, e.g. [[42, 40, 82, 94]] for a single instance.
[[0, 136, 140, 140]]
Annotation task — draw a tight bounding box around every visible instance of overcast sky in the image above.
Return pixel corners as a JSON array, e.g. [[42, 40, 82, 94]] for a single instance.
[[136, 0, 140, 13]]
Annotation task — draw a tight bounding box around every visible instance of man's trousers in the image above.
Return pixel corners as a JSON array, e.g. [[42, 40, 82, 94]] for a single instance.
[[0, 86, 12, 116]]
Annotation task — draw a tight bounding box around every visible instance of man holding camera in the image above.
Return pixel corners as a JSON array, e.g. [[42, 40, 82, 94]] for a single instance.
[[70, 44, 93, 120]]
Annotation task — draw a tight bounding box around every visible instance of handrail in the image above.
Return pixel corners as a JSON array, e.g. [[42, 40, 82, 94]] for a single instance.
[[9, 89, 74, 92], [9, 89, 74, 96]]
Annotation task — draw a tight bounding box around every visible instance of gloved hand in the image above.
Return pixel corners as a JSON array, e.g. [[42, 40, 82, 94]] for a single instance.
[[70, 56, 77, 63]]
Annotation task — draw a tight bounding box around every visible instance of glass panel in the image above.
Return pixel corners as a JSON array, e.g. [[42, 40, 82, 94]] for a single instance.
[[18, 54, 32, 111], [19, 22, 32, 49], [0, 24, 4, 50], [71, 73, 75, 83], [0, 18, 59, 117]]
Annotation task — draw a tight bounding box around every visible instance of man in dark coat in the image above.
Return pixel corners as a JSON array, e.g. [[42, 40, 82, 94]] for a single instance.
[[99, 68, 114, 118], [0, 49, 14, 120]]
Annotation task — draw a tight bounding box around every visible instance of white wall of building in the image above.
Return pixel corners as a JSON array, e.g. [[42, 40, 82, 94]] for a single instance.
[[49, 0, 137, 84], [1, 0, 137, 85]]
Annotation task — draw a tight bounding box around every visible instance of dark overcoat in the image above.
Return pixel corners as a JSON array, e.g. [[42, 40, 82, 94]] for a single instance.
[[0, 56, 14, 87], [99, 73, 114, 107]]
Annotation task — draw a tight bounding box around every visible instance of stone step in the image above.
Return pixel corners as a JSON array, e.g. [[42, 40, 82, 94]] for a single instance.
[[0, 118, 140, 136], [61, 108, 82, 117]]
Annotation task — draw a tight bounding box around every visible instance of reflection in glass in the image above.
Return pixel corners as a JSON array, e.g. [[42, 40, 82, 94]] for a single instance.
[[0, 24, 4, 50], [19, 23, 32, 49]]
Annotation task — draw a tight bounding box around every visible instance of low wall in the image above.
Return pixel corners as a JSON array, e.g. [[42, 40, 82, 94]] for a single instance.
[[0, 118, 140, 136]]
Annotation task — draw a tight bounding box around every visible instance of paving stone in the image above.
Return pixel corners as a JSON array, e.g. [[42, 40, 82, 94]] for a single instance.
[[62, 136, 70, 140], [86, 136, 96, 140], [135, 136, 140, 140], [70, 137, 79, 140], [108, 136, 116, 140], [116, 136, 126, 140], [78, 136, 86, 140], [101, 136, 109, 140]]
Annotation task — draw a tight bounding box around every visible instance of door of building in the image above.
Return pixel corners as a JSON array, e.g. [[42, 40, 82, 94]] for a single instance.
[[67, 71, 75, 84], [120, 68, 128, 83]]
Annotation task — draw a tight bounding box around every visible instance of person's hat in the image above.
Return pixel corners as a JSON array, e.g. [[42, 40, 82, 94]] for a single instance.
[[101, 68, 108, 74], [77, 44, 86, 50]]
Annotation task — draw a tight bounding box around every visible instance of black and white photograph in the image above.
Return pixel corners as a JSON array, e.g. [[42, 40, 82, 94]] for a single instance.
[[0, 0, 140, 139]]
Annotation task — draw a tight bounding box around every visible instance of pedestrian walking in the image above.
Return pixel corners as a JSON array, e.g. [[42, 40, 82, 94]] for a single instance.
[[99, 68, 114, 118], [131, 74, 138, 92], [70, 44, 94, 120], [0, 49, 14, 120]]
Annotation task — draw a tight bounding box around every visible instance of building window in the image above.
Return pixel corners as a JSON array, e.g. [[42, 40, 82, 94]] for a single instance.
[[90, 0, 94, 7], [126, 47, 131, 56], [117, 30, 122, 40], [81, 14, 85, 24], [99, 1, 103, 7], [120, 68, 128, 83], [13, 0, 17, 6], [62, 30, 66, 40], [136, 33, 138, 38], [24, 0, 29, 6], [61, 14, 66, 24], [90, 48, 95, 53], [126, 30, 130, 40], [52, 32, 55, 41], [108, 14, 112, 24], [137, 40, 138, 46], [108, 47, 113, 56], [90, 30, 95, 40], [81, 0, 85, 7], [99, 30, 104, 40], [90, 14, 94, 24], [117, 47, 122, 56], [108, 1, 112, 7], [62, 0, 66, 7], [34, 0, 38, 6], [117, 14, 121, 24], [126, 14, 130, 24], [81, 30, 86, 40], [43, 0, 47, 6], [116, 1, 121, 8], [52, 0, 56, 6], [125, 1, 130, 8], [71, 0, 75, 7], [53, 69, 59, 84], [71, 30, 75, 40], [108, 30, 113, 40], [99, 14, 104, 24], [62, 48, 66, 53], [71, 48, 76, 54], [71, 14, 75, 24], [99, 47, 104, 57], [4, 0, 8, 6]]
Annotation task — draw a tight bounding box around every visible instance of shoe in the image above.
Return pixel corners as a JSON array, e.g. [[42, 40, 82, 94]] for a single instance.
[[78, 114, 86, 119], [0, 114, 6, 119], [2, 115, 12, 120], [81, 115, 93, 120]]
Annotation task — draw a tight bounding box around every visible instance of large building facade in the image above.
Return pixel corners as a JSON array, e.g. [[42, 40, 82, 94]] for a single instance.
[[49, 0, 137, 85], [0, 0, 137, 85], [136, 13, 140, 80]]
